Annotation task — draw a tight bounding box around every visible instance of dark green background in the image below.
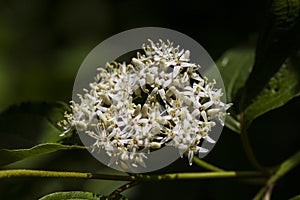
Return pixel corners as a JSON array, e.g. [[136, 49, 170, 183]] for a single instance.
[[0, 0, 265, 111]]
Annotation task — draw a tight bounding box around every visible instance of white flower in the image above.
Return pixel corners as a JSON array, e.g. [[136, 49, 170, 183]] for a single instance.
[[60, 39, 232, 169]]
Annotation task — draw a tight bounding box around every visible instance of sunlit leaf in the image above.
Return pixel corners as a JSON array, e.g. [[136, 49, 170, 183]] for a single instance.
[[39, 191, 102, 200], [38, 191, 128, 200], [0, 143, 85, 166], [243, 56, 300, 127]]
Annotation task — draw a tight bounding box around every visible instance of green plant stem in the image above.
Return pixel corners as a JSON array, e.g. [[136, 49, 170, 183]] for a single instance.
[[240, 127, 264, 171], [225, 115, 241, 134], [192, 157, 224, 172], [253, 150, 300, 200], [108, 180, 140, 200], [183, 151, 224, 172], [0, 169, 265, 182], [240, 113, 265, 171]]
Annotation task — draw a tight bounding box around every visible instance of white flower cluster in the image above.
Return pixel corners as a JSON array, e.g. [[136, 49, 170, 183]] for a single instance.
[[61, 39, 232, 168]]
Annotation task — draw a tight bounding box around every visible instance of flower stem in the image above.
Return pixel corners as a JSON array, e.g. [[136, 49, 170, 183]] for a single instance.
[[192, 157, 224, 172], [225, 115, 241, 134], [240, 127, 264, 171], [253, 150, 300, 200], [240, 113, 265, 171], [0, 169, 265, 181]]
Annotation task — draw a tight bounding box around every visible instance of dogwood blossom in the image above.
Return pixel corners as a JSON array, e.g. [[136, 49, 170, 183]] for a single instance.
[[60, 39, 232, 168]]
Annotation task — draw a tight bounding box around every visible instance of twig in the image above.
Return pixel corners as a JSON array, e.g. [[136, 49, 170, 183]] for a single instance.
[[107, 181, 140, 200], [0, 169, 265, 181], [253, 150, 300, 200], [240, 112, 265, 171]]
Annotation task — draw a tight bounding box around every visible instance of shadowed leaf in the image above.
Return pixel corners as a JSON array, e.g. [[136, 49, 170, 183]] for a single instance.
[[244, 55, 300, 127], [0, 102, 70, 149], [215, 45, 255, 133], [216, 47, 255, 103], [0, 143, 85, 166], [243, 0, 300, 107]]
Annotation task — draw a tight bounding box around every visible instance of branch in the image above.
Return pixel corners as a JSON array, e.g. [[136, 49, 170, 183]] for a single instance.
[[108, 180, 140, 199], [254, 150, 300, 200], [0, 169, 266, 182], [240, 112, 265, 171]]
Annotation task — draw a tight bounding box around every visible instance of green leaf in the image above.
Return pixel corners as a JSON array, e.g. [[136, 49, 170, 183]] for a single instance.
[[1, 101, 70, 130], [39, 191, 128, 200], [39, 191, 102, 200], [244, 56, 300, 127], [0, 102, 69, 149], [289, 195, 300, 200], [215, 45, 254, 133], [0, 143, 85, 166], [216, 46, 255, 102], [243, 0, 300, 106]]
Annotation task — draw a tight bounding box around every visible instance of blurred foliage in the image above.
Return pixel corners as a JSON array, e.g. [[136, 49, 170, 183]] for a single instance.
[[0, 0, 300, 200], [0, 0, 262, 111], [290, 195, 300, 200], [0, 143, 84, 166], [0, 102, 68, 149]]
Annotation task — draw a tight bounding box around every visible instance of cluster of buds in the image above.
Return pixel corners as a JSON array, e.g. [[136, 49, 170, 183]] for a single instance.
[[61, 39, 232, 168]]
